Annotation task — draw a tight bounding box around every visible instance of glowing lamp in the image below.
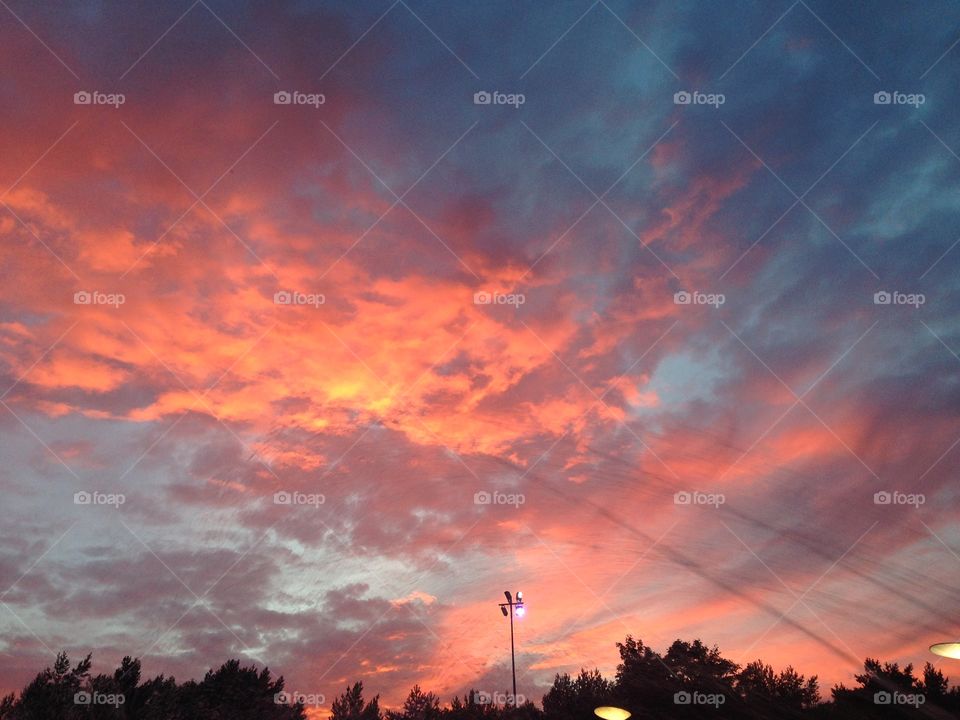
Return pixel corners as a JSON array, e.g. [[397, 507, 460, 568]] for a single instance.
[[594, 707, 631, 720], [515, 605, 525, 617], [931, 642, 960, 659]]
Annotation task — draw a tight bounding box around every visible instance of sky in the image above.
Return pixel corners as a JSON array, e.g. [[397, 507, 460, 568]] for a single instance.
[[1, 0, 960, 713]]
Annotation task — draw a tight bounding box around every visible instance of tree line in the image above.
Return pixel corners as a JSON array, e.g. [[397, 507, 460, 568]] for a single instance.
[[2, 635, 958, 718]]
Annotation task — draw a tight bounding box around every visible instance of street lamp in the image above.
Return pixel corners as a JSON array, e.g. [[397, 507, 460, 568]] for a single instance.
[[930, 642, 960, 659], [594, 707, 631, 720], [498, 590, 525, 707]]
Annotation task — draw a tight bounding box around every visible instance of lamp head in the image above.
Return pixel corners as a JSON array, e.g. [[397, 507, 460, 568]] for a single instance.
[[500, 606, 508, 617], [504, 591, 512, 603], [595, 708, 631, 720], [931, 642, 960, 659]]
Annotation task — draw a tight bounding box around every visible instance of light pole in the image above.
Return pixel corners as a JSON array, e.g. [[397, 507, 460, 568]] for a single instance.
[[499, 590, 524, 707]]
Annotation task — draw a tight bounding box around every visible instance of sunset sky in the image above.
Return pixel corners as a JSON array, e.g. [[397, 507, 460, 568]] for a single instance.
[[2, 0, 960, 712]]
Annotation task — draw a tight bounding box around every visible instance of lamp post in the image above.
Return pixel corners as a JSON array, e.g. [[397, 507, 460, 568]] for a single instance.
[[498, 590, 524, 707]]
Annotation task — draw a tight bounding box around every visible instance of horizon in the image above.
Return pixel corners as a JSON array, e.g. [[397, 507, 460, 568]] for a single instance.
[[1, 0, 960, 715]]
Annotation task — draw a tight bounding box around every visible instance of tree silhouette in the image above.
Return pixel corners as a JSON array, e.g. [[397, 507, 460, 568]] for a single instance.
[[613, 635, 681, 717], [2, 639, 960, 719], [831, 658, 960, 719], [186, 659, 303, 719], [542, 669, 612, 720], [0, 654, 303, 720], [387, 685, 441, 720], [0, 652, 91, 719], [444, 691, 505, 720], [612, 636, 827, 719], [735, 660, 819, 718], [332, 682, 383, 720]]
